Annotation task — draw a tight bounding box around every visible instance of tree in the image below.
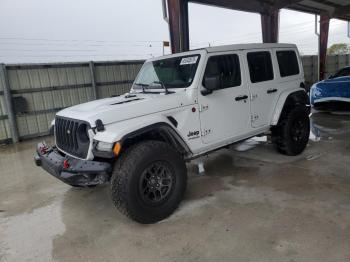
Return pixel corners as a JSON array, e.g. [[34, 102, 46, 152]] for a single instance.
[[327, 43, 350, 55]]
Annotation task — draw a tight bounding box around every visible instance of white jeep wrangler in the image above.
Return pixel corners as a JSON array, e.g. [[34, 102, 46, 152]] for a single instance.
[[35, 43, 310, 223]]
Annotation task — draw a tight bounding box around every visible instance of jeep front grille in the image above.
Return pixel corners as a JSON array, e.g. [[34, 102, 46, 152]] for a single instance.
[[55, 116, 90, 159]]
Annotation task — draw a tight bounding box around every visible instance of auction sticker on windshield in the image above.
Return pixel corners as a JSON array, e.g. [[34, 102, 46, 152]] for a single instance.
[[180, 56, 198, 65]]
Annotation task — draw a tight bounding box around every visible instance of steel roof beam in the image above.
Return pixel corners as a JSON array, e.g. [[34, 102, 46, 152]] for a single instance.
[[333, 4, 350, 17], [190, 0, 350, 20], [190, 0, 268, 13], [274, 0, 304, 9]]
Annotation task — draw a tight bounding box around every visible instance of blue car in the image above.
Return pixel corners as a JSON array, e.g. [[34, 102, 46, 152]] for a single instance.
[[310, 66, 350, 107]]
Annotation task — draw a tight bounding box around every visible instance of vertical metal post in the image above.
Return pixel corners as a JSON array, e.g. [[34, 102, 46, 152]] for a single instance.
[[319, 14, 330, 80], [261, 8, 280, 43], [89, 61, 98, 100], [167, 0, 190, 53], [315, 15, 320, 81], [0, 64, 19, 143]]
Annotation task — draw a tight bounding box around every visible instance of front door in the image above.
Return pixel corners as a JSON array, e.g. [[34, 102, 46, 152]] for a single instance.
[[198, 52, 251, 144]]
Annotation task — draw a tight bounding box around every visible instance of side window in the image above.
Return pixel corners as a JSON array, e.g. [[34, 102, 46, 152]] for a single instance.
[[276, 50, 300, 77], [247, 51, 274, 83], [203, 54, 241, 89]]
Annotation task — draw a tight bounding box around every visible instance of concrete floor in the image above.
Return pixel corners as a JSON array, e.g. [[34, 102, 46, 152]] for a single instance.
[[1, 111, 350, 262]]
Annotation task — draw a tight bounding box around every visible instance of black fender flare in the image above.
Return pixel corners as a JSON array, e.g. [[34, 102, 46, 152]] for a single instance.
[[272, 89, 310, 126], [120, 122, 192, 157], [284, 90, 310, 106], [276, 90, 311, 125]]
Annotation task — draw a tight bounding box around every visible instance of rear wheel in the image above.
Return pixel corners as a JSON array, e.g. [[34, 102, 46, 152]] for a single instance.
[[271, 105, 310, 156], [110, 140, 187, 224]]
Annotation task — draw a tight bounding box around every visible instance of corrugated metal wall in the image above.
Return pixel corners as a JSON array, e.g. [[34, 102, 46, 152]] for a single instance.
[[94, 61, 142, 98], [0, 55, 349, 144], [7, 63, 92, 139], [0, 60, 143, 144], [301, 55, 319, 85], [325, 54, 350, 76], [0, 72, 11, 143], [302, 54, 350, 85]]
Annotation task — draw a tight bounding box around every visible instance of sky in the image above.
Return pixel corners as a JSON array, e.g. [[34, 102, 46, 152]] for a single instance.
[[0, 0, 349, 63]]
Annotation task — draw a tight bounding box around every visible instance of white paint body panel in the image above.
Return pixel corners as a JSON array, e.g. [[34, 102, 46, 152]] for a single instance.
[[54, 43, 305, 160]]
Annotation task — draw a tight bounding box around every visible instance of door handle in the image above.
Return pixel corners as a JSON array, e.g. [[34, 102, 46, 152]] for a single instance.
[[267, 88, 277, 94], [235, 95, 248, 101]]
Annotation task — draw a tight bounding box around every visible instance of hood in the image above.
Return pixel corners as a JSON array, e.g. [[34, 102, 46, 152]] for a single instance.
[[311, 75, 350, 91], [56, 90, 194, 127], [310, 76, 350, 104]]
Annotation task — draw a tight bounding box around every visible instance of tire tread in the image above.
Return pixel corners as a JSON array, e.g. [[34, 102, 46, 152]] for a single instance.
[[272, 105, 310, 156], [110, 140, 186, 223]]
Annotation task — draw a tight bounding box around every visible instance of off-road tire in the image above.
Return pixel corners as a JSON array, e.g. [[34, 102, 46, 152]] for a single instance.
[[271, 105, 310, 156], [110, 140, 187, 224]]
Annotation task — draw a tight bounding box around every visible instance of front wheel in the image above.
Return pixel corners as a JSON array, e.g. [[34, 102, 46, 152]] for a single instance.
[[110, 140, 187, 224], [271, 105, 310, 156]]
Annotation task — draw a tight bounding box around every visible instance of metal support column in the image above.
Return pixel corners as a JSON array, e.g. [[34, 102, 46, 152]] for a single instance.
[[319, 14, 330, 80], [167, 0, 190, 53], [0, 64, 19, 143], [261, 8, 280, 43], [89, 61, 98, 100]]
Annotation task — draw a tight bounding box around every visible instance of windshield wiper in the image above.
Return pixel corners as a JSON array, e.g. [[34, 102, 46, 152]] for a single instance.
[[133, 83, 149, 93], [151, 81, 169, 94], [134, 81, 172, 95]]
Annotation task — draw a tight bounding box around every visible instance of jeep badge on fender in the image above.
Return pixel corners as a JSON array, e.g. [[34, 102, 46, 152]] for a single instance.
[[187, 130, 200, 139]]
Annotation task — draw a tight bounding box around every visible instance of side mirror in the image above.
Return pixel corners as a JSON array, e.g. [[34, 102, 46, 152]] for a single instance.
[[201, 76, 221, 95], [329, 74, 334, 79]]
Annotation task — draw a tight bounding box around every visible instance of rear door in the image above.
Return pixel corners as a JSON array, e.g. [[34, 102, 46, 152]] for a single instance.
[[244, 50, 278, 128]]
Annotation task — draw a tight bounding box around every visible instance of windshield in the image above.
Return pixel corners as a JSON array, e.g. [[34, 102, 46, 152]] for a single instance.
[[333, 67, 350, 78], [133, 55, 200, 89]]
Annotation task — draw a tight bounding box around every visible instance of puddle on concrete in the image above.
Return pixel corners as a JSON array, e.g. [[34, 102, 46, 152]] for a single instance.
[[310, 111, 350, 141], [0, 199, 65, 261], [306, 152, 324, 161]]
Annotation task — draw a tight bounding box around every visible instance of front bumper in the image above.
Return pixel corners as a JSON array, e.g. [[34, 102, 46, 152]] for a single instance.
[[310, 84, 350, 106], [34, 142, 111, 187]]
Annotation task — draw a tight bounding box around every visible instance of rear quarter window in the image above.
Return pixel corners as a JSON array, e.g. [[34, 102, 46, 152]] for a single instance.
[[276, 50, 300, 77]]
